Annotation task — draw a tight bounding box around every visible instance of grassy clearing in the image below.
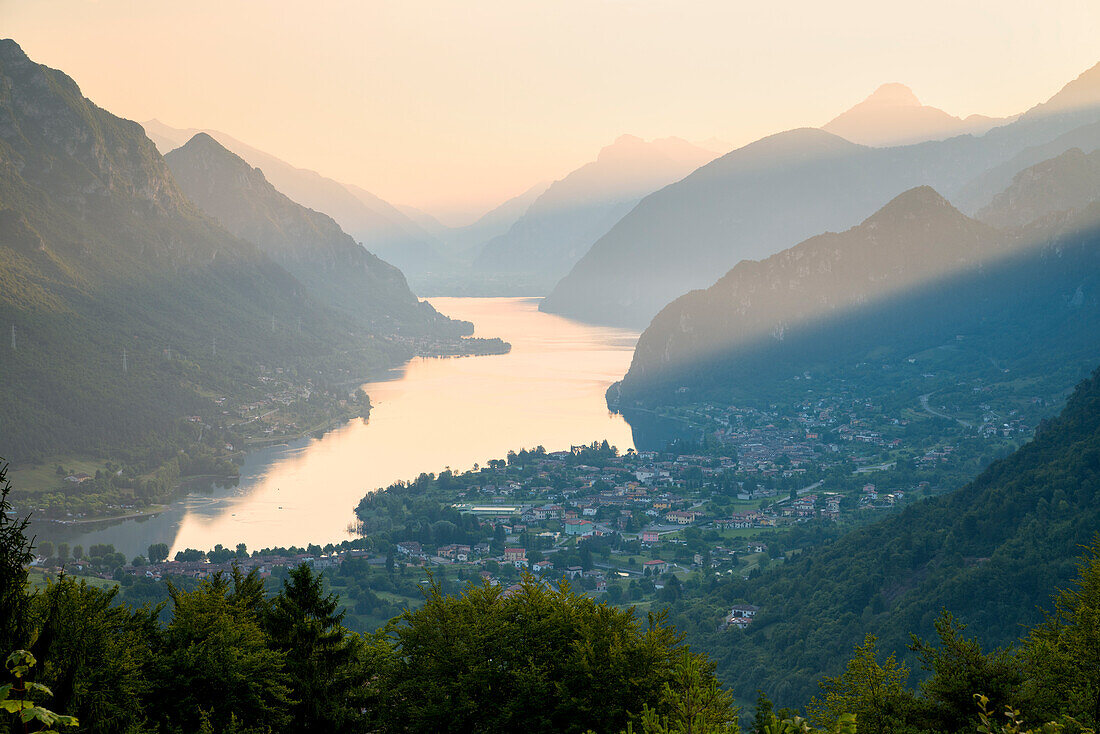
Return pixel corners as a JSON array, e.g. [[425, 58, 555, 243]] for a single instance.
[[26, 569, 117, 592], [8, 456, 109, 494]]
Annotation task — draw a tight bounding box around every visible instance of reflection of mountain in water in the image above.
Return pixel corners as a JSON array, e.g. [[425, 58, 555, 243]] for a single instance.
[[617, 408, 700, 453], [29, 443, 297, 558]]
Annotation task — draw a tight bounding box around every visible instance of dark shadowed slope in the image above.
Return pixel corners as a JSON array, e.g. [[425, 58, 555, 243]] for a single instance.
[[615, 182, 1100, 409]]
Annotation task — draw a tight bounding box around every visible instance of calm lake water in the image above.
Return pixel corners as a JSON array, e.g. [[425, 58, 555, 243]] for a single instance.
[[33, 297, 640, 558]]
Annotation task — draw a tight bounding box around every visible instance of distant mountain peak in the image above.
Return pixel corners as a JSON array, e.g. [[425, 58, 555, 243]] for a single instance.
[[866, 185, 956, 221], [823, 83, 1004, 147], [178, 131, 231, 157], [863, 82, 922, 107]]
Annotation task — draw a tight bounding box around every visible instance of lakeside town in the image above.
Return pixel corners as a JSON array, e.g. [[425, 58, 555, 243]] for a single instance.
[[30, 366, 1043, 632]]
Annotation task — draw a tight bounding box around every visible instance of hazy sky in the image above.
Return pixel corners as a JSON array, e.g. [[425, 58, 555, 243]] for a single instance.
[[4, 0, 1099, 224]]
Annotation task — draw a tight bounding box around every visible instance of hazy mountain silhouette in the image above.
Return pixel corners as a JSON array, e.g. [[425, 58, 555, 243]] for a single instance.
[[618, 187, 1001, 399], [979, 147, 1100, 228], [823, 83, 1007, 147], [142, 120, 450, 282], [433, 180, 551, 258], [542, 61, 1100, 328], [164, 133, 463, 333], [470, 135, 720, 292]]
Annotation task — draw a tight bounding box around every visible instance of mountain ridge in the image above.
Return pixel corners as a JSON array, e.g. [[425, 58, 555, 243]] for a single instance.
[[823, 82, 1008, 146], [163, 133, 467, 336], [469, 135, 720, 293], [541, 60, 1100, 328], [141, 120, 451, 283]]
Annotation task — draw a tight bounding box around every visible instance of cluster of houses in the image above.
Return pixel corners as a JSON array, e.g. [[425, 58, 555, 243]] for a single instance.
[[721, 603, 761, 631]]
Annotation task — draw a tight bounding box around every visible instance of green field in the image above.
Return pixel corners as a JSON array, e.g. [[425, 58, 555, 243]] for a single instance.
[[8, 456, 109, 494]]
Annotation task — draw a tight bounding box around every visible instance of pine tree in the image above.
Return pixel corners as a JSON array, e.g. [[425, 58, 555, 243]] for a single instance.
[[0, 461, 32, 654], [264, 563, 371, 730]]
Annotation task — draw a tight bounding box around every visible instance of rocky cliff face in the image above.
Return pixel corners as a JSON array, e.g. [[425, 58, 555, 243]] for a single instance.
[[0, 39, 182, 213], [979, 147, 1100, 229]]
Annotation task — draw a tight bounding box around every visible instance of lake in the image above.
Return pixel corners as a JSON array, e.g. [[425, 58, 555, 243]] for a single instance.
[[33, 297, 640, 558]]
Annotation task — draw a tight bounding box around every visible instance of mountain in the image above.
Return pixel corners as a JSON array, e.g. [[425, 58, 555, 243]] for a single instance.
[[677, 361, 1100, 706], [1020, 61, 1100, 119], [614, 182, 1100, 409], [951, 119, 1100, 214], [141, 120, 450, 283], [163, 134, 463, 335], [541, 61, 1100, 328], [617, 187, 998, 401], [0, 40, 466, 460], [978, 147, 1100, 228], [438, 180, 551, 258], [822, 83, 1006, 147], [395, 204, 452, 244], [470, 135, 719, 293]]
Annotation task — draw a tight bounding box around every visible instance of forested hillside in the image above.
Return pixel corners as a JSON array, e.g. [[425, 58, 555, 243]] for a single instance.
[[669, 364, 1100, 706], [0, 40, 484, 462]]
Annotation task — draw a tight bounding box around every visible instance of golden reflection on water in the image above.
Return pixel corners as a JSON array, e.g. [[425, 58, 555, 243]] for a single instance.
[[167, 297, 638, 553]]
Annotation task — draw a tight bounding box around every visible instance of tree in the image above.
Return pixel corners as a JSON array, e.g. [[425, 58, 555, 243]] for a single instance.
[[807, 634, 910, 734], [146, 543, 169, 564], [30, 577, 158, 732], [264, 564, 372, 731], [908, 611, 1022, 733], [0, 461, 33, 654], [151, 575, 292, 733], [1020, 538, 1100, 729], [632, 653, 741, 734], [376, 576, 701, 733]]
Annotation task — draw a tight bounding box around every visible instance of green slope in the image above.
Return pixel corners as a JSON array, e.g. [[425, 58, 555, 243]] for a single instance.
[[673, 364, 1100, 706]]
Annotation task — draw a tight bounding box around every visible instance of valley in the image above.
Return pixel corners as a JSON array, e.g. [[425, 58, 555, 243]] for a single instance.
[[2, 16, 1100, 733]]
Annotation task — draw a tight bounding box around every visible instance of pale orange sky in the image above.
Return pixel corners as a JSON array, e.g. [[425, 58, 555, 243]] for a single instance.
[[3, 0, 1098, 224]]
